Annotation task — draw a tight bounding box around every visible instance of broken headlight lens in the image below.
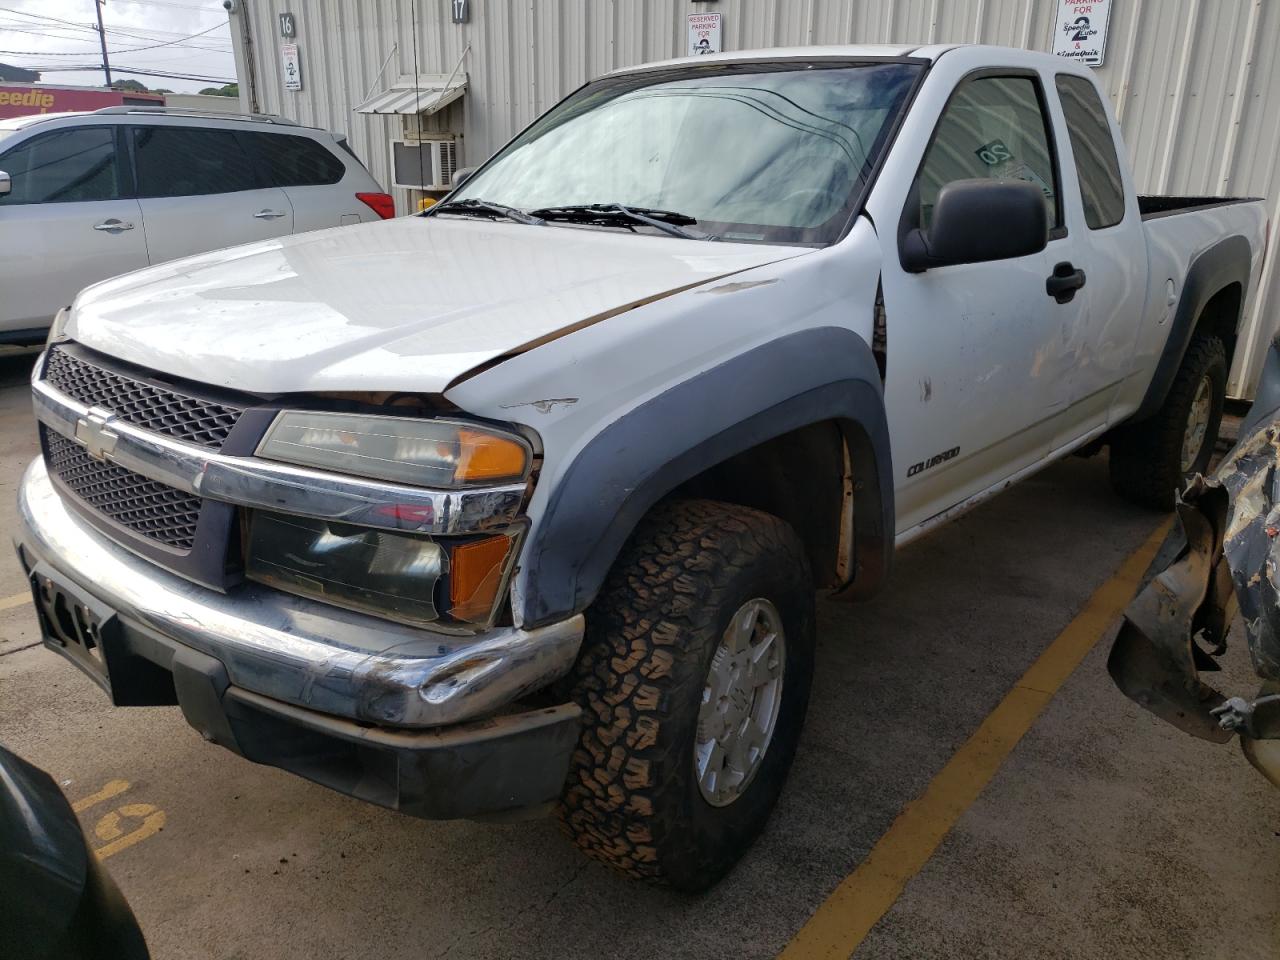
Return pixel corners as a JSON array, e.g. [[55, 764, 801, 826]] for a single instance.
[[256, 411, 531, 489], [245, 513, 521, 628], [246, 511, 447, 627]]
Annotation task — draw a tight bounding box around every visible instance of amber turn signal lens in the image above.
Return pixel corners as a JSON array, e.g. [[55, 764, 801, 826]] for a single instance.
[[449, 535, 514, 623], [455, 428, 529, 483]]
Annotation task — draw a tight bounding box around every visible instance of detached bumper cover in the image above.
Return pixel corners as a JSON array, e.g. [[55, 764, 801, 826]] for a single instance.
[[1109, 393, 1280, 785]]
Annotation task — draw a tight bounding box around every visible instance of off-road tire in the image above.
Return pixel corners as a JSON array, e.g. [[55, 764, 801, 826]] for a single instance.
[[1110, 334, 1227, 510], [557, 498, 815, 891]]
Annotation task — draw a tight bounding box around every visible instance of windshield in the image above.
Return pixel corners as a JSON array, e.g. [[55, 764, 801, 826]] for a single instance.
[[448, 61, 923, 245]]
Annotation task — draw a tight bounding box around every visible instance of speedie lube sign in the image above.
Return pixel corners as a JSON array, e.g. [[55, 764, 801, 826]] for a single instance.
[[0, 85, 163, 120]]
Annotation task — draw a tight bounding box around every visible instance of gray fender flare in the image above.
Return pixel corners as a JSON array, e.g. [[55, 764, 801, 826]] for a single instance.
[[1133, 234, 1252, 422], [517, 326, 894, 628]]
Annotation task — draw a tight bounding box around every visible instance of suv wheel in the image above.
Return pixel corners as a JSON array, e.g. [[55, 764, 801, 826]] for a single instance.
[[1110, 334, 1227, 510], [557, 499, 815, 890]]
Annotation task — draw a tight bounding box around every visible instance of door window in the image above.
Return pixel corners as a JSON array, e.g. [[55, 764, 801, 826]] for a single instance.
[[1056, 75, 1126, 229], [132, 126, 258, 197], [915, 75, 1060, 232], [0, 127, 120, 205], [249, 133, 345, 186]]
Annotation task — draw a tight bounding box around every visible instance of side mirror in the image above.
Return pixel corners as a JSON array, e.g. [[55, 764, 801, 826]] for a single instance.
[[0, 171, 10, 197], [900, 179, 1048, 273], [451, 167, 477, 189]]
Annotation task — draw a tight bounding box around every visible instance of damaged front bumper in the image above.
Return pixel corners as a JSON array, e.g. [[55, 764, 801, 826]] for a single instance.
[[1109, 343, 1280, 786], [15, 457, 584, 820]]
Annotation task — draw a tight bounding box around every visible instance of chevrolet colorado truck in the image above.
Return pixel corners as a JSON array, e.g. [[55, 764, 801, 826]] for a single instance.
[[15, 44, 1268, 890]]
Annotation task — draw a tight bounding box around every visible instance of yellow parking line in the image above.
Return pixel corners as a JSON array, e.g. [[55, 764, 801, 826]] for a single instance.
[[779, 518, 1173, 960], [0, 592, 31, 612]]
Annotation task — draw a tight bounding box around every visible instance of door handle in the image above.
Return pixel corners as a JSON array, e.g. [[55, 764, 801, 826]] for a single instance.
[[92, 219, 134, 232], [253, 209, 286, 220], [1046, 261, 1086, 304]]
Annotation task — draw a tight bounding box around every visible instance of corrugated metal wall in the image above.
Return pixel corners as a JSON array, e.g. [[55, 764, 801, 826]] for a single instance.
[[234, 0, 1279, 396]]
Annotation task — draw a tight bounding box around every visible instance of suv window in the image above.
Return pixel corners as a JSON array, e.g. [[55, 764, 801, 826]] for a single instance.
[[250, 132, 345, 187], [1056, 75, 1126, 229], [0, 127, 120, 204], [916, 75, 1060, 231], [132, 126, 258, 198]]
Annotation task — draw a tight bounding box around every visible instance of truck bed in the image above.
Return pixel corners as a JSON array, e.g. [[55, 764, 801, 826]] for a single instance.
[[1139, 195, 1264, 220]]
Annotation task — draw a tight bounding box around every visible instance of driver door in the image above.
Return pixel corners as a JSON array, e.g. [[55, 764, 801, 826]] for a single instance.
[[876, 72, 1086, 536]]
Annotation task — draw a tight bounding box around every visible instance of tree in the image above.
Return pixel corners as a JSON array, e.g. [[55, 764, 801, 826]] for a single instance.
[[111, 79, 149, 93], [197, 83, 239, 98]]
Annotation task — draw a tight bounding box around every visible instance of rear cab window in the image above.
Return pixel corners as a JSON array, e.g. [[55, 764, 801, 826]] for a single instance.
[[0, 126, 121, 204], [247, 132, 346, 187], [1055, 74, 1126, 229], [131, 125, 259, 197]]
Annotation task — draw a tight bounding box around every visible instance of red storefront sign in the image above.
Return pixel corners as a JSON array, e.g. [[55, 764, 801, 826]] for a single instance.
[[0, 85, 164, 119]]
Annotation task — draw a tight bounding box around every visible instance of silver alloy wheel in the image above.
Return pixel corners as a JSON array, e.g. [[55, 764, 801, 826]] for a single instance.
[[1181, 373, 1214, 472], [694, 597, 786, 807]]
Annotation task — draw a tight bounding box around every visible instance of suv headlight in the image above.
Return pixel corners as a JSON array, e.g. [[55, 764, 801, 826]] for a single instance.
[[256, 411, 531, 488]]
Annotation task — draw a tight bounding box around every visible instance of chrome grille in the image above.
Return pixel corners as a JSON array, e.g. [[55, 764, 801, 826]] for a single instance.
[[44, 346, 244, 449], [45, 430, 201, 551]]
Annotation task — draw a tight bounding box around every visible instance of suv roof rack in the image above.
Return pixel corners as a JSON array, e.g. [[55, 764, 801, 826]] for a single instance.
[[90, 106, 303, 126]]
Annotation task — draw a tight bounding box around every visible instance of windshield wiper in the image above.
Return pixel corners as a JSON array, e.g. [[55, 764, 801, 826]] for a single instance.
[[430, 198, 545, 226], [530, 203, 714, 241]]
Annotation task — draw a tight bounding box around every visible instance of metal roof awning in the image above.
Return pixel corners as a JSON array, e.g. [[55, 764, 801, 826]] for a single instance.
[[355, 74, 468, 115]]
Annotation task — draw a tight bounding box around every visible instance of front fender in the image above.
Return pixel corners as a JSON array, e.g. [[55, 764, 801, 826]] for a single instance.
[[513, 326, 893, 628]]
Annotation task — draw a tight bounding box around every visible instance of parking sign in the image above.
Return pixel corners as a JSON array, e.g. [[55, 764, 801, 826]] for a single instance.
[[1052, 0, 1112, 67], [687, 13, 722, 57]]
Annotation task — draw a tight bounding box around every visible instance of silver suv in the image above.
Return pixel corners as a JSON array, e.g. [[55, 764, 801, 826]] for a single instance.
[[0, 107, 391, 345]]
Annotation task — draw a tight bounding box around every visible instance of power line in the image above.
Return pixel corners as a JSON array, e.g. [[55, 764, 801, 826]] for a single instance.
[[0, 28, 232, 54], [0, 6, 99, 31], [0, 26, 232, 52], [22, 63, 234, 83], [0, 22, 228, 55], [109, 0, 228, 13], [0, 16, 231, 47]]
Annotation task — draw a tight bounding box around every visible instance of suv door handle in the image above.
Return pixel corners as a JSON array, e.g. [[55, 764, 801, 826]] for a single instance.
[[1046, 261, 1086, 304], [92, 219, 134, 232], [253, 209, 287, 220]]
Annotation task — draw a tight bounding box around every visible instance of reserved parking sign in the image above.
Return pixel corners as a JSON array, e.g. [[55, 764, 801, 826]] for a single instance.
[[688, 12, 722, 57], [1052, 0, 1112, 67]]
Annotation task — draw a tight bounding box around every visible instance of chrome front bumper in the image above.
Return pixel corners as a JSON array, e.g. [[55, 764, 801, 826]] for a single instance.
[[16, 457, 584, 728]]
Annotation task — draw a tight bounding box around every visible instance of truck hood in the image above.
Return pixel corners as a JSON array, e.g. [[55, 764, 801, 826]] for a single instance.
[[67, 216, 805, 395]]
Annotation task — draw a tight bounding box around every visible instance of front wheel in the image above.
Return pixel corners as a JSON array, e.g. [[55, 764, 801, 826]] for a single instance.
[[557, 499, 815, 890], [1110, 334, 1227, 510]]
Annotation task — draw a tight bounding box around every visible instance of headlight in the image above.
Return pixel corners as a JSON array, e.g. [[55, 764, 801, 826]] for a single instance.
[[256, 412, 531, 489], [245, 511, 520, 628], [246, 512, 447, 626]]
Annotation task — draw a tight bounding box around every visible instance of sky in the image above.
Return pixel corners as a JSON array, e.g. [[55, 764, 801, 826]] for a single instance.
[[0, 0, 237, 93]]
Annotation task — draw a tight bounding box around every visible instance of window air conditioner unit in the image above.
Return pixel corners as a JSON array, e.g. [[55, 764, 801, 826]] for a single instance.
[[390, 136, 458, 190]]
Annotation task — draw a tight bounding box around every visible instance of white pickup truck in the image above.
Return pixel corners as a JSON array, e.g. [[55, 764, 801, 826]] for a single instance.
[[16, 44, 1268, 890]]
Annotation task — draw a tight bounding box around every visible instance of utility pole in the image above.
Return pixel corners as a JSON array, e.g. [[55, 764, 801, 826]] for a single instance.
[[94, 0, 112, 87]]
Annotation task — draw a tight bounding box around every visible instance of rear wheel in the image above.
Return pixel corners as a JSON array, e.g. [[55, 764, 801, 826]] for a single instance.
[[1110, 334, 1226, 510], [557, 499, 815, 890]]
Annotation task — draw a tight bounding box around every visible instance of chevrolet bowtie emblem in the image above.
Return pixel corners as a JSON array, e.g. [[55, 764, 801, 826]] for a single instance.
[[74, 407, 119, 462]]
